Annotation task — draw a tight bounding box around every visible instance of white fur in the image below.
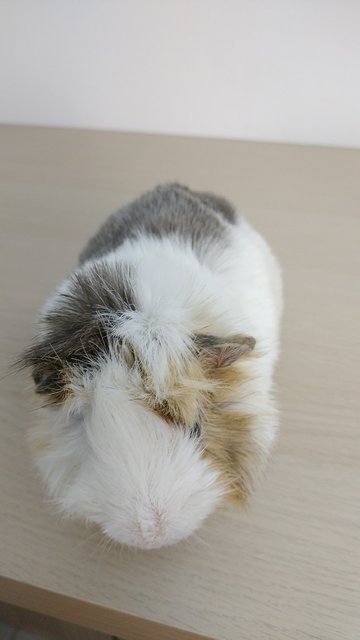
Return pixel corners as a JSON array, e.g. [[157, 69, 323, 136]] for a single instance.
[[32, 214, 282, 548], [33, 360, 225, 549]]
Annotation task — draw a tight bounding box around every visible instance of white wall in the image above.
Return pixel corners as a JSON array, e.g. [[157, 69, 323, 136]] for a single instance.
[[1, 0, 360, 148]]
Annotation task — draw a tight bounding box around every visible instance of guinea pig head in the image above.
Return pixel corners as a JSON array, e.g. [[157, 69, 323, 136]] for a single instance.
[[21, 261, 260, 549]]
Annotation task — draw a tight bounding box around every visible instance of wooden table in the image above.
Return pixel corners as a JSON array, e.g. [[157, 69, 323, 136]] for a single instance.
[[0, 125, 359, 640]]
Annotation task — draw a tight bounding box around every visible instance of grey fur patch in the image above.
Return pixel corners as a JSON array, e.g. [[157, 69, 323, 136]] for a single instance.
[[80, 183, 237, 264], [20, 261, 135, 398], [191, 189, 237, 223]]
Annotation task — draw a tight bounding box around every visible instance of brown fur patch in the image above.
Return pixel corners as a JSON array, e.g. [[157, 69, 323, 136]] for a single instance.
[[142, 338, 261, 503], [207, 364, 247, 401], [145, 345, 261, 503], [152, 400, 175, 424], [147, 358, 213, 427], [202, 358, 261, 503], [204, 408, 256, 503]]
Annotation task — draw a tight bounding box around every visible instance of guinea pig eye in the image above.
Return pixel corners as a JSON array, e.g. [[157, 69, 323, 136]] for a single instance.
[[189, 422, 201, 438]]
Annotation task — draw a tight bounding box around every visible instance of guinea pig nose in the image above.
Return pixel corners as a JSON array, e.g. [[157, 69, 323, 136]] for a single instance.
[[136, 505, 168, 549]]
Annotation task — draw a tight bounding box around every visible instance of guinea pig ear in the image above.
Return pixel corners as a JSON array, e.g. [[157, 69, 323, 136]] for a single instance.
[[195, 333, 256, 369], [32, 367, 60, 395], [18, 341, 68, 403]]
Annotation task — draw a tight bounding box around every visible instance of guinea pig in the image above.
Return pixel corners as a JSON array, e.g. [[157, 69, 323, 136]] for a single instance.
[[20, 183, 283, 550]]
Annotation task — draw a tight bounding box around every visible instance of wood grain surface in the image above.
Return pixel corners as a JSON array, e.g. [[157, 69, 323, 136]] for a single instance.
[[0, 125, 359, 640]]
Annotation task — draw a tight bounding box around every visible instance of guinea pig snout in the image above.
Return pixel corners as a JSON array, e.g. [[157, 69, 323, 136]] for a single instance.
[[102, 501, 184, 550], [102, 465, 225, 550], [100, 462, 225, 550], [135, 504, 169, 550]]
